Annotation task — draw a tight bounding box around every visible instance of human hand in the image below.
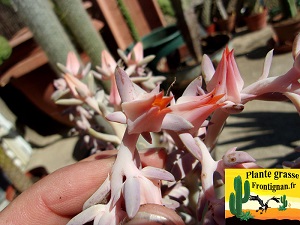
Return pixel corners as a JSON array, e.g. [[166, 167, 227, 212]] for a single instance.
[[0, 149, 184, 225]]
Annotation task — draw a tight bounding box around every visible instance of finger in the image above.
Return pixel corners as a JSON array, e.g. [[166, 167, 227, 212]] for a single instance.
[[0, 148, 167, 225], [125, 204, 185, 225], [1, 157, 114, 225]]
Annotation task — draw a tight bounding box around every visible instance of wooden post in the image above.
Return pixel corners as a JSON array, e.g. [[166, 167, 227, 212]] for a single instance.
[[171, 0, 202, 63], [95, 0, 166, 50]]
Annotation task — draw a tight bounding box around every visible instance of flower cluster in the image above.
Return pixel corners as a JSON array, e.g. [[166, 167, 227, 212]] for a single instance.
[[52, 34, 300, 224]]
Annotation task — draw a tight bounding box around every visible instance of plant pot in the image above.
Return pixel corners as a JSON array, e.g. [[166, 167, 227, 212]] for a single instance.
[[244, 8, 268, 32], [126, 25, 184, 74], [206, 23, 216, 35], [215, 13, 236, 33], [271, 17, 300, 52]]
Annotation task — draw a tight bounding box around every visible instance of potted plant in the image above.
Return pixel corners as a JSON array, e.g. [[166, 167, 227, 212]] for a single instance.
[[200, 0, 239, 34], [269, 0, 300, 52], [242, 0, 268, 31]]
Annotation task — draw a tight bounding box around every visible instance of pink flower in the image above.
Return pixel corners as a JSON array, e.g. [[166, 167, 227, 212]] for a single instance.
[[241, 46, 300, 113], [52, 52, 90, 100], [126, 42, 145, 66], [160, 77, 225, 161], [95, 50, 121, 106], [67, 198, 126, 225], [121, 42, 154, 70], [52, 52, 98, 113], [64, 73, 101, 114], [106, 67, 193, 135], [205, 47, 244, 104], [169, 89, 224, 136], [65, 52, 82, 78], [118, 42, 155, 77]]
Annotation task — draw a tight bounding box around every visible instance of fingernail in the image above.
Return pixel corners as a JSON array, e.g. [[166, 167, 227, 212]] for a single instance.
[[125, 212, 174, 225], [81, 151, 117, 162], [94, 153, 116, 160]]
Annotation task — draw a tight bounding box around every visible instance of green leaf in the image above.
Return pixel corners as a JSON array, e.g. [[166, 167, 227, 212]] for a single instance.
[[0, 36, 12, 65]]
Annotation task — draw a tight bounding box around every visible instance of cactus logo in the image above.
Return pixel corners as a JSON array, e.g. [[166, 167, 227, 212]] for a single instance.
[[225, 169, 300, 224]]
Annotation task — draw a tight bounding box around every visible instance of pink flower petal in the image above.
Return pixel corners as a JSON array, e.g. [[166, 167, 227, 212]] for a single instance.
[[102, 50, 117, 75], [115, 67, 138, 102], [141, 166, 175, 181], [293, 33, 300, 60], [182, 77, 203, 96], [83, 176, 111, 210], [123, 176, 140, 218], [96, 211, 117, 225], [161, 114, 194, 132], [122, 94, 156, 121], [127, 107, 168, 134], [202, 54, 215, 83], [206, 48, 244, 104], [259, 49, 273, 80], [284, 92, 300, 114], [53, 78, 67, 90], [66, 204, 105, 225], [66, 52, 81, 76], [85, 96, 101, 114], [179, 133, 202, 161], [229, 50, 244, 92], [106, 111, 127, 124], [222, 148, 255, 167], [129, 42, 143, 63], [64, 73, 92, 98], [109, 73, 121, 105]]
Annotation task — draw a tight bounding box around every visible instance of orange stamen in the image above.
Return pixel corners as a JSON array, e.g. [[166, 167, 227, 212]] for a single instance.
[[152, 92, 173, 110]]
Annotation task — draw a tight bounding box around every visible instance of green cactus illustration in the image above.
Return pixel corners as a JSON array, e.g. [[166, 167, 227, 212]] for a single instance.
[[278, 194, 288, 211], [229, 175, 250, 218]]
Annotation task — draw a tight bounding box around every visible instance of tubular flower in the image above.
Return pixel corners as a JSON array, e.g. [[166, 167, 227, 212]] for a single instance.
[[117, 42, 165, 91], [205, 47, 244, 105], [79, 133, 175, 223], [119, 42, 155, 75], [64, 73, 101, 114], [65, 52, 82, 78], [95, 50, 121, 106], [169, 89, 225, 136], [241, 37, 300, 113], [52, 52, 90, 100], [66, 199, 126, 225], [106, 67, 193, 135]]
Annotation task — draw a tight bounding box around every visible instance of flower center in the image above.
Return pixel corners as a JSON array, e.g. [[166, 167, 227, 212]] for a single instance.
[[152, 93, 173, 111]]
